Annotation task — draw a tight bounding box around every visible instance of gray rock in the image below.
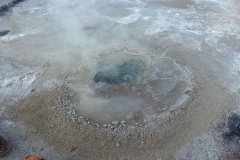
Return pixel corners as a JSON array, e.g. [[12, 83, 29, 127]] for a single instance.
[[69, 92, 76, 97], [103, 124, 107, 128], [112, 121, 118, 125], [121, 124, 126, 127], [120, 120, 126, 124], [162, 107, 168, 111]]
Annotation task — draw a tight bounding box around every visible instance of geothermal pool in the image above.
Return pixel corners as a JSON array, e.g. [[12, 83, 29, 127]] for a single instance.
[[1, 0, 240, 159], [72, 49, 193, 124]]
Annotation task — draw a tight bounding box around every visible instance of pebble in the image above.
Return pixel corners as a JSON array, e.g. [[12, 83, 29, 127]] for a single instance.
[[33, 129, 38, 133], [121, 124, 126, 127], [116, 143, 120, 147], [162, 107, 168, 111], [77, 118, 82, 123], [72, 110, 76, 115], [120, 120, 126, 124], [69, 92, 76, 97], [135, 123, 138, 126], [103, 124, 107, 128], [112, 121, 118, 125]]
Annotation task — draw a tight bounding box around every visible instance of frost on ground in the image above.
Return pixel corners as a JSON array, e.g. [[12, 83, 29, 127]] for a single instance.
[[174, 133, 220, 160], [0, 58, 48, 102]]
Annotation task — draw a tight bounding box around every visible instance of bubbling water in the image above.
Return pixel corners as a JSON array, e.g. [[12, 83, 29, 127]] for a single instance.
[[93, 58, 146, 84], [71, 48, 193, 124]]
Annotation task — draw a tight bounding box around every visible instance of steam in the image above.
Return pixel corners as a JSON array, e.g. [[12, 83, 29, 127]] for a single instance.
[[47, 0, 129, 60]]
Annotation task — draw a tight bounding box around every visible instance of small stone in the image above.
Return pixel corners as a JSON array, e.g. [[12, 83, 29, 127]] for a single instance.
[[116, 143, 120, 147], [69, 92, 76, 97], [103, 124, 107, 128], [72, 110, 76, 115], [77, 118, 82, 123], [162, 107, 167, 111], [135, 123, 138, 126], [139, 124, 143, 127], [33, 129, 38, 133], [110, 125, 115, 129], [120, 120, 126, 124], [121, 124, 126, 127], [185, 90, 193, 96], [112, 121, 118, 125], [78, 116, 84, 119]]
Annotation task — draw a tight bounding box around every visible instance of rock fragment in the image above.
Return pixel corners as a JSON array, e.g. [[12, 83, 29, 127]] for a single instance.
[[112, 121, 118, 125]]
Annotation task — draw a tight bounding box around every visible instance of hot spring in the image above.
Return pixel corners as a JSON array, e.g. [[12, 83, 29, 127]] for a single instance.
[[66, 48, 193, 125]]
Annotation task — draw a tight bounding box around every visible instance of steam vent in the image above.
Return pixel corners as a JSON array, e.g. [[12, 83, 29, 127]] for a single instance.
[[74, 49, 193, 124]]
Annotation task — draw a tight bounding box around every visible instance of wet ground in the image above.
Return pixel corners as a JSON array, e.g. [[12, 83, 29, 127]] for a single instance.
[[1, 0, 240, 159]]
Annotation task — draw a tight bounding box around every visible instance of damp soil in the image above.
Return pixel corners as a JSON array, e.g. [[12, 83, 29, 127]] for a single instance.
[[3, 74, 235, 160]]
